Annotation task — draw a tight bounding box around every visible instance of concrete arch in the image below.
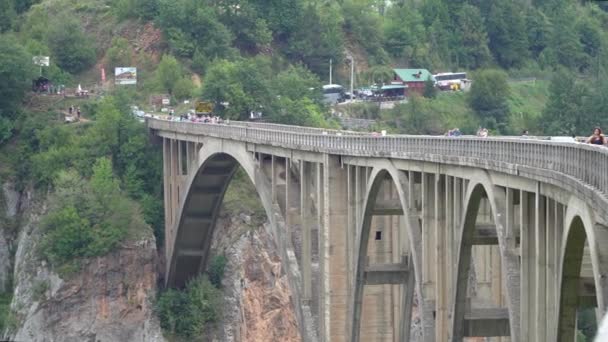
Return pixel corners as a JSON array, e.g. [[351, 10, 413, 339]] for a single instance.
[[557, 197, 602, 341], [350, 160, 424, 342], [166, 138, 277, 288], [450, 171, 520, 341]]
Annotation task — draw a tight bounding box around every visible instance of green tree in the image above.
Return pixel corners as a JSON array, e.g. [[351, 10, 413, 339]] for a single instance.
[[545, 8, 585, 69], [271, 65, 322, 103], [41, 206, 93, 264], [342, 0, 388, 64], [541, 68, 591, 135], [270, 97, 327, 127], [0, 34, 34, 143], [285, 3, 344, 77], [576, 16, 602, 70], [157, 0, 235, 59], [0, 0, 15, 32], [156, 55, 182, 95], [485, 1, 529, 68], [47, 17, 96, 73], [423, 76, 437, 99], [105, 37, 132, 70], [454, 4, 491, 69], [0, 35, 34, 118], [172, 77, 194, 101], [90, 158, 120, 210], [468, 69, 510, 131], [201, 58, 273, 120], [250, 0, 302, 40], [383, 4, 427, 65], [525, 7, 551, 58], [214, 0, 272, 52]]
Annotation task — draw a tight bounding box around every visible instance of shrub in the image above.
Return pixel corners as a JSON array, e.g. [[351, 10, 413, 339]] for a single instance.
[[208, 255, 227, 288], [105, 37, 132, 70], [156, 276, 222, 338]]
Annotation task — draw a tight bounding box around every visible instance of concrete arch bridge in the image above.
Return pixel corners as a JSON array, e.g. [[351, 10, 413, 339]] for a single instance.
[[148, 118, 608, 342]]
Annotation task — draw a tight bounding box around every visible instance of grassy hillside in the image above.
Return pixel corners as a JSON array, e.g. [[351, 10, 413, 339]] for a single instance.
[[508, 80, 550, 133]]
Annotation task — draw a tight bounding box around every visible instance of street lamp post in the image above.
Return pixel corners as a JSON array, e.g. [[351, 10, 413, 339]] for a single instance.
[[347, 56, 354, 102]]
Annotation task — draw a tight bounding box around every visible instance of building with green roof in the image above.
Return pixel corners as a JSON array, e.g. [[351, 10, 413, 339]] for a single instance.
[[392, 68, 434, 95]]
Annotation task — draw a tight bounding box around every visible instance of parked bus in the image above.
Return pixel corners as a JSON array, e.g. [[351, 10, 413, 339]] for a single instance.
[[433, 72, 468, 91], [322, 84, 345, 104]]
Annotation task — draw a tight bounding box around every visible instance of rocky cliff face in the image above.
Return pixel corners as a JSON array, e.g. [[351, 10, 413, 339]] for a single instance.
[[0, 182, 19, 293], [1, 178, 300, 341], [210, 213, 300, 342], [1, 182, 165, 342]]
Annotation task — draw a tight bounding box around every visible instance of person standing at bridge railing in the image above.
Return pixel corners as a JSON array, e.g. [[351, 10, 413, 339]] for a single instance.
[[586, 127, 606, 145]]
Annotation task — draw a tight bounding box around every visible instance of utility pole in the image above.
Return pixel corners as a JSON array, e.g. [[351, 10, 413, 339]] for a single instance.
[[329, 58, 333, 84], [347, 56, 354, 101]]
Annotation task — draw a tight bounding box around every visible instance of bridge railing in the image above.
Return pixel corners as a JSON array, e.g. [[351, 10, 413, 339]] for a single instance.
[[226, 120, 367, 136], [149, 119, 608, 198]]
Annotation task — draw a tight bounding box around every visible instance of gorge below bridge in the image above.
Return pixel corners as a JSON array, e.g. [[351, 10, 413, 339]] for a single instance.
[[148, 118, 608, 342]]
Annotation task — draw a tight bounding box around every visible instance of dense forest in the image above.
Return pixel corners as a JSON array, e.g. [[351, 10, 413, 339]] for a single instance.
[[1, 0, 607, 339], [1, 0, 608, 138]]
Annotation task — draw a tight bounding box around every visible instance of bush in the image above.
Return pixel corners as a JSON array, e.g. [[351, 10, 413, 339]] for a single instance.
[[156, 276, 222, 338], [41, 205, 93, 264], [105, 37, 132, 70], [208, 255, 227, 288], [0, 292, 12, 332], [0, 117, 14, 145]]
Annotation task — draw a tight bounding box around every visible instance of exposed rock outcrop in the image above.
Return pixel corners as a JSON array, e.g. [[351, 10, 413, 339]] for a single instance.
[[0, 182, 20, 293], [4, 188, 165, 342], [211, 213, 300, 342]]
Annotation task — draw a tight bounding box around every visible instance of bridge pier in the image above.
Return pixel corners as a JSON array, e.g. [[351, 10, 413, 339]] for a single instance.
[[301, 160, 312, 301], [321, 154, 349, 341]]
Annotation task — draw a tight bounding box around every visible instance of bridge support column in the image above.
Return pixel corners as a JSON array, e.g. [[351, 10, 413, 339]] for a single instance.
[[271, 155, 276, 202], [535, 187, 547, 342], [316, 162, 327, 341], [163, 138, 173, 264], [322, 154, 349, 341], [520, 190, 536, 340], [421, 172, 436, 341], [435, 174, 449, 341], [301, 160, 312, 301], [285, 158, 291, 233]]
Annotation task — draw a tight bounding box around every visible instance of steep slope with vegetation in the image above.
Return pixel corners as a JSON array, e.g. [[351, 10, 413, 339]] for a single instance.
[[1, 0, 608, 340]]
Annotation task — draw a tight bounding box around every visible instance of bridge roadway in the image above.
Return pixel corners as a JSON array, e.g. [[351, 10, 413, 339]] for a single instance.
[[148, 118, 608, 342]]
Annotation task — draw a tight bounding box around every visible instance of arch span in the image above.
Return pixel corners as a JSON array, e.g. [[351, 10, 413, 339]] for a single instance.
[[450, 172, 520, 341], [557, 198, 605, 341], [349, 160, 424, 342], [165, 138, 276, 288]]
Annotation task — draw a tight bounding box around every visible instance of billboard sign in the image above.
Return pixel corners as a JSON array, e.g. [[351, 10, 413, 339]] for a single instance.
[[115, 67, 137, 85], [33, 56, 50, 67], [195, 101, 213, 114]]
